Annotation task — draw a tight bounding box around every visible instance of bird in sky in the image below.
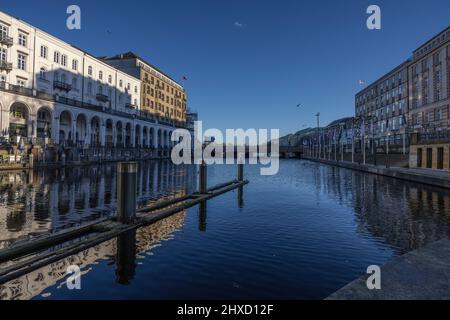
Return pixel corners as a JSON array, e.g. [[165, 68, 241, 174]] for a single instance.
[[296, 103, 303, 108]]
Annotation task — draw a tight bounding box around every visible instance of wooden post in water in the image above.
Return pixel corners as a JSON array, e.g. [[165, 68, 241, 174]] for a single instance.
[[199, 161, 207, 194], [117, 162, 138, 224], [238, 163, 244, 182]]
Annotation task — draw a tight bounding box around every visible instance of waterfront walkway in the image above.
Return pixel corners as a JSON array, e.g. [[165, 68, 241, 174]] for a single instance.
[[305, 158, 450, 189], [327, 237, 450, 300]]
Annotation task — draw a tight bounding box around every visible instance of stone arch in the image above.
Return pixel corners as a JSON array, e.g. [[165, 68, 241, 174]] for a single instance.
[[36, 106, 52, 141], [143, 126, 148, 147], [135, 124, 141, 147], [163, 130, 168, 148], [125, 123, 132, 147], [116, 121, 123, 146], [157, 129, 162, 148], [76, 113, 88, 145], [8, 101, 31, 144], [59, 110, 73, 144], [105, 118, 114, 146]]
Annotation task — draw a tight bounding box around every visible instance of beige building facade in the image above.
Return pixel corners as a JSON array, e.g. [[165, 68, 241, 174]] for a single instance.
[[104, 52, 187, 124]]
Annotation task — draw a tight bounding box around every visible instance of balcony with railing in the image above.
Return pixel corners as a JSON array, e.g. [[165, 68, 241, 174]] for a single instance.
[[0, 35, 13, 46], [53, 81, 72, 92], [0, 61, 13, 71], [96, 93, 109, 102]]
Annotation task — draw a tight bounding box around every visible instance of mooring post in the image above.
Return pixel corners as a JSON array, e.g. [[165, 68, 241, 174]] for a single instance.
[[238, 163, 244, 182], [117, 162, 138, 224], [199, 161, 207, 194], [28, 153, 34, 169]]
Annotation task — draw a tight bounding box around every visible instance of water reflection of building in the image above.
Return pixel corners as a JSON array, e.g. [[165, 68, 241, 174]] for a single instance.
[[0, 210, 186, 300], [311, 165, 450, 253], [0, 160, 197, 250]]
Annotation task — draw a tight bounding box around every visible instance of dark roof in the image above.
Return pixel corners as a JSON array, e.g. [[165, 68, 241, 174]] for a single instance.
[[413, 26, 450, 55], [103, 51, 183, 87]]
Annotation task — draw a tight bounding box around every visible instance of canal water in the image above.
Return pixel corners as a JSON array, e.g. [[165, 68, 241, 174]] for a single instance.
[[1, 159, 450, 300]]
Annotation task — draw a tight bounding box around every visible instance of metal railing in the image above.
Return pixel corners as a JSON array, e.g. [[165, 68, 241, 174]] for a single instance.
[[1, 81, 188, 129]]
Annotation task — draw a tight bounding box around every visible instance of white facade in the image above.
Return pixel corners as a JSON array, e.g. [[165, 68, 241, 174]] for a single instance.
[[0, 10, 176, 150]]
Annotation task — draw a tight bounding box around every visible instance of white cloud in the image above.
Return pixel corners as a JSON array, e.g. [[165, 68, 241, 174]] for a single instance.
[[234, 21, 245, 28]]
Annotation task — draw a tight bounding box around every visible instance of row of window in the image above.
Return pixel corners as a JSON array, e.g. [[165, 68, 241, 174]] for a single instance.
[[143, 74, 185, 98]]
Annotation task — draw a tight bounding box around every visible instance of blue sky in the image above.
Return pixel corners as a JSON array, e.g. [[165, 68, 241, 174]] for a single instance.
[[2, 0, 450, 136]]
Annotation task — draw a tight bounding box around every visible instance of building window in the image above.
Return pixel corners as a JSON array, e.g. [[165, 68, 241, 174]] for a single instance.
[[99, 71, 103, 80], [61, 54, 67, 67], [119, 80, 123, 87], [17, 53, 27, 70], [87, 82, 92, 95], [134, 86, 138, 94], [18, 33, 27, 47], [54, 51, 60, 63], [40, 45, 48, 59], [72, 59, 78, 71], [39, 67, 46, 80], [88, 66, 93, 76], [108, 75, 112, 84]]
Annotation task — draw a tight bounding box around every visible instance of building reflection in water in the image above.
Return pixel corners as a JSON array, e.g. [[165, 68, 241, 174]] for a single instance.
[[0, 160, 197, 251], [310, 165, 450, 254], [0, 210, 187, 300]]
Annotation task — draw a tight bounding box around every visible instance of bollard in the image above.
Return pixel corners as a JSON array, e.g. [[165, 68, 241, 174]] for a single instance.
[[238, 163, 244, 182], [199, 161, 207, 194], [116, 162, 138, 224]]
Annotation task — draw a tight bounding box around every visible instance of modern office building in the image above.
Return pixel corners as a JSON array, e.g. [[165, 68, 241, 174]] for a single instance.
[[408, 27, 450, 170], [103, 52, 187, 124], [355, 26, 450, 170]]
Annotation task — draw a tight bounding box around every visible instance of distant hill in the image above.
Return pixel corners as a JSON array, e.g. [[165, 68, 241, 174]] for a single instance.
[[278, 116, 353, 147], [279, 127, 319, 147]]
